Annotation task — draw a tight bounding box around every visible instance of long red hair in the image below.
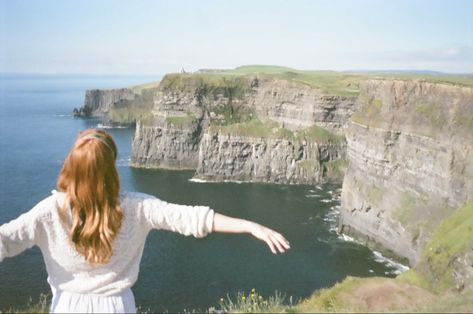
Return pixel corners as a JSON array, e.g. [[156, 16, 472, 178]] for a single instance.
[[57, 129, 123, 264]]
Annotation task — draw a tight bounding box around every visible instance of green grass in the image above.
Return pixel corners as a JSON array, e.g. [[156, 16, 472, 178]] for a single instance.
[[216, 288, 294, 313], [108, 106, 154, 124], [417, 291, 473, 312], [414, 200, 473, 292], [226, 65, 298, 74], [107, 86, 157, 124], [1, 294, 50, 313], [299, 125, 345, 143], [209, 118, 275, 138], [199, 65, 473, 97], [415, 102, 448, 136], [394, 192, 422, 226], [397, 269, 431, 291], [165, 112, 197, 126], [355, 71, 473, 88], [211, 104, 255, 126], [209, 118, 344, 143], [160, 73, 251, 99], [298, 159, 319, 171], [292, 276, 371, 312], [132, 80, 161, 93], [322, 158, 347, 180]]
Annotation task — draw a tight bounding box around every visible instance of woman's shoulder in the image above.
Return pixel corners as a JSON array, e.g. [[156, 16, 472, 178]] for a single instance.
[[120, 191, 159, 206], [11, 190, 65, 224], [120, 191, 160, 214]]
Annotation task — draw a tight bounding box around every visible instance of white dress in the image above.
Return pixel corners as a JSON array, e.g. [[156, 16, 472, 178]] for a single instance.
[[0, 191, 215, 313]]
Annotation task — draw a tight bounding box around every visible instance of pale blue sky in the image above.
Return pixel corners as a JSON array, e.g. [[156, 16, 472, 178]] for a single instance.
[[1, 0, 472, 75]]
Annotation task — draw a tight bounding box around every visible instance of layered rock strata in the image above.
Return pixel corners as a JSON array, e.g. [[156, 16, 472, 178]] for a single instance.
[[74, 88, 135, 117], [195, 131, 344, 184], [74, 85, 160, 125], [250, 77, 355, 133], [340, 80, 473, 265], [129, 74, 355, 182], [130, 117, 204, 169]]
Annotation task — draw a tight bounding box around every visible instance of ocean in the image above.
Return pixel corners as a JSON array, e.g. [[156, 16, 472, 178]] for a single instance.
[[0, 74, 406, 312]]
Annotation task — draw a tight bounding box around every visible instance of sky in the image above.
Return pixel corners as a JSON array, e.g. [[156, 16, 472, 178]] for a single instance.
[[1, 0, 472, 75]]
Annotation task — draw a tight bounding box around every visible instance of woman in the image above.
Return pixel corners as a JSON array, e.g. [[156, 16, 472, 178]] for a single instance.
[[0, 129, 290, 313]]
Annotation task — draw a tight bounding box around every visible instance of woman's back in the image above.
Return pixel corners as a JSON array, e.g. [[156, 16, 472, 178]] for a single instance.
[[1, 190, 214, 296]]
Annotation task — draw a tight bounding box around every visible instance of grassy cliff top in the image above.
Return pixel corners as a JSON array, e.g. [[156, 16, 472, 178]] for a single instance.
[[159, 65, 473, 97], [131, 80, 161, 93]]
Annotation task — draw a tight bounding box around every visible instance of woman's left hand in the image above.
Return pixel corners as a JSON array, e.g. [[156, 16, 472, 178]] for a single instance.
[[249, 222, 291, 254], [212, 213, 291, 254]]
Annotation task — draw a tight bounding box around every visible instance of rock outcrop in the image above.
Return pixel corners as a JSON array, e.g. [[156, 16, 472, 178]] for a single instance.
[[195, 131, 345, 184], [74, 88, 135, 117], [340, 79, 473, 265], [74, 85, 160, 125], [130, 117, 204, 169]]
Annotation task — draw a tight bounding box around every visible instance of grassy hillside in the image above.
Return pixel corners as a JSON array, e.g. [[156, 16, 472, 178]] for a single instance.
[[298, 200, 473, 312], [157, 65, 473, 96]]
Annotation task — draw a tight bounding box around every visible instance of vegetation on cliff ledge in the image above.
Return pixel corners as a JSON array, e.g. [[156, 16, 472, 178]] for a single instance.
[[165, 112, 197, 126], [209, 118, 345, 144], [107, 86, 158, 125]]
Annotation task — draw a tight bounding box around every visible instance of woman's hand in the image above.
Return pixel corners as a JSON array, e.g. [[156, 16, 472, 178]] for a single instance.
[[249, 222, 290, 254], [212, 213, 290, 254]]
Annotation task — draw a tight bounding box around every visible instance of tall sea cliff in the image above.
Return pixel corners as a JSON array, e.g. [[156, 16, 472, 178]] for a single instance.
[[76, 67, 473, 295], [339, 79, 473, 291]]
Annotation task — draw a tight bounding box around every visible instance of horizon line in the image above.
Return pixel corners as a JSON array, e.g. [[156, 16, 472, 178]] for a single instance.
[[1, 67, 473, 77]]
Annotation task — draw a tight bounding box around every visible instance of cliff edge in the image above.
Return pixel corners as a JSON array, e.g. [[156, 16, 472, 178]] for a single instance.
[[340, 79, 473, 268]]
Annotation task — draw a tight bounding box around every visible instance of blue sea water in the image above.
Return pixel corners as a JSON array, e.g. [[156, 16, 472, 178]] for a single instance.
[[0, 74, 405, 312]]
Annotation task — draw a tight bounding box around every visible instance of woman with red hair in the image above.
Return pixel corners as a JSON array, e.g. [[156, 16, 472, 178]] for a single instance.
[[0, 128, 290, 313]]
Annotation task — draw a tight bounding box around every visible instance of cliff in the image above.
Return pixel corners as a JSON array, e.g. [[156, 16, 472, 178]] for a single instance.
[[340, 79, 473, 268], [74, 82, 160, 125], [75, 88, 135, 117], [129, 73, 355, 184], [77, 67, 473, 303], [195, 125, 345, 184], [131, 116, 203, 169]]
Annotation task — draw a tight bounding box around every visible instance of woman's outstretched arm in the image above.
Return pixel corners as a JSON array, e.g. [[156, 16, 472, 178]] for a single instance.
[[212, 213, 290, 254]]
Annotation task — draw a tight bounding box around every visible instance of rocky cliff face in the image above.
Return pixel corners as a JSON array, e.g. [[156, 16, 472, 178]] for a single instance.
[[129, 74, 355, 182], [251, 77, 355, 133], [75, 88, 135, 117], [74, 85, 159, 125], [130, 117, 204, 169], [195, 131, 345, 184], [340, 80, 473, 265]]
